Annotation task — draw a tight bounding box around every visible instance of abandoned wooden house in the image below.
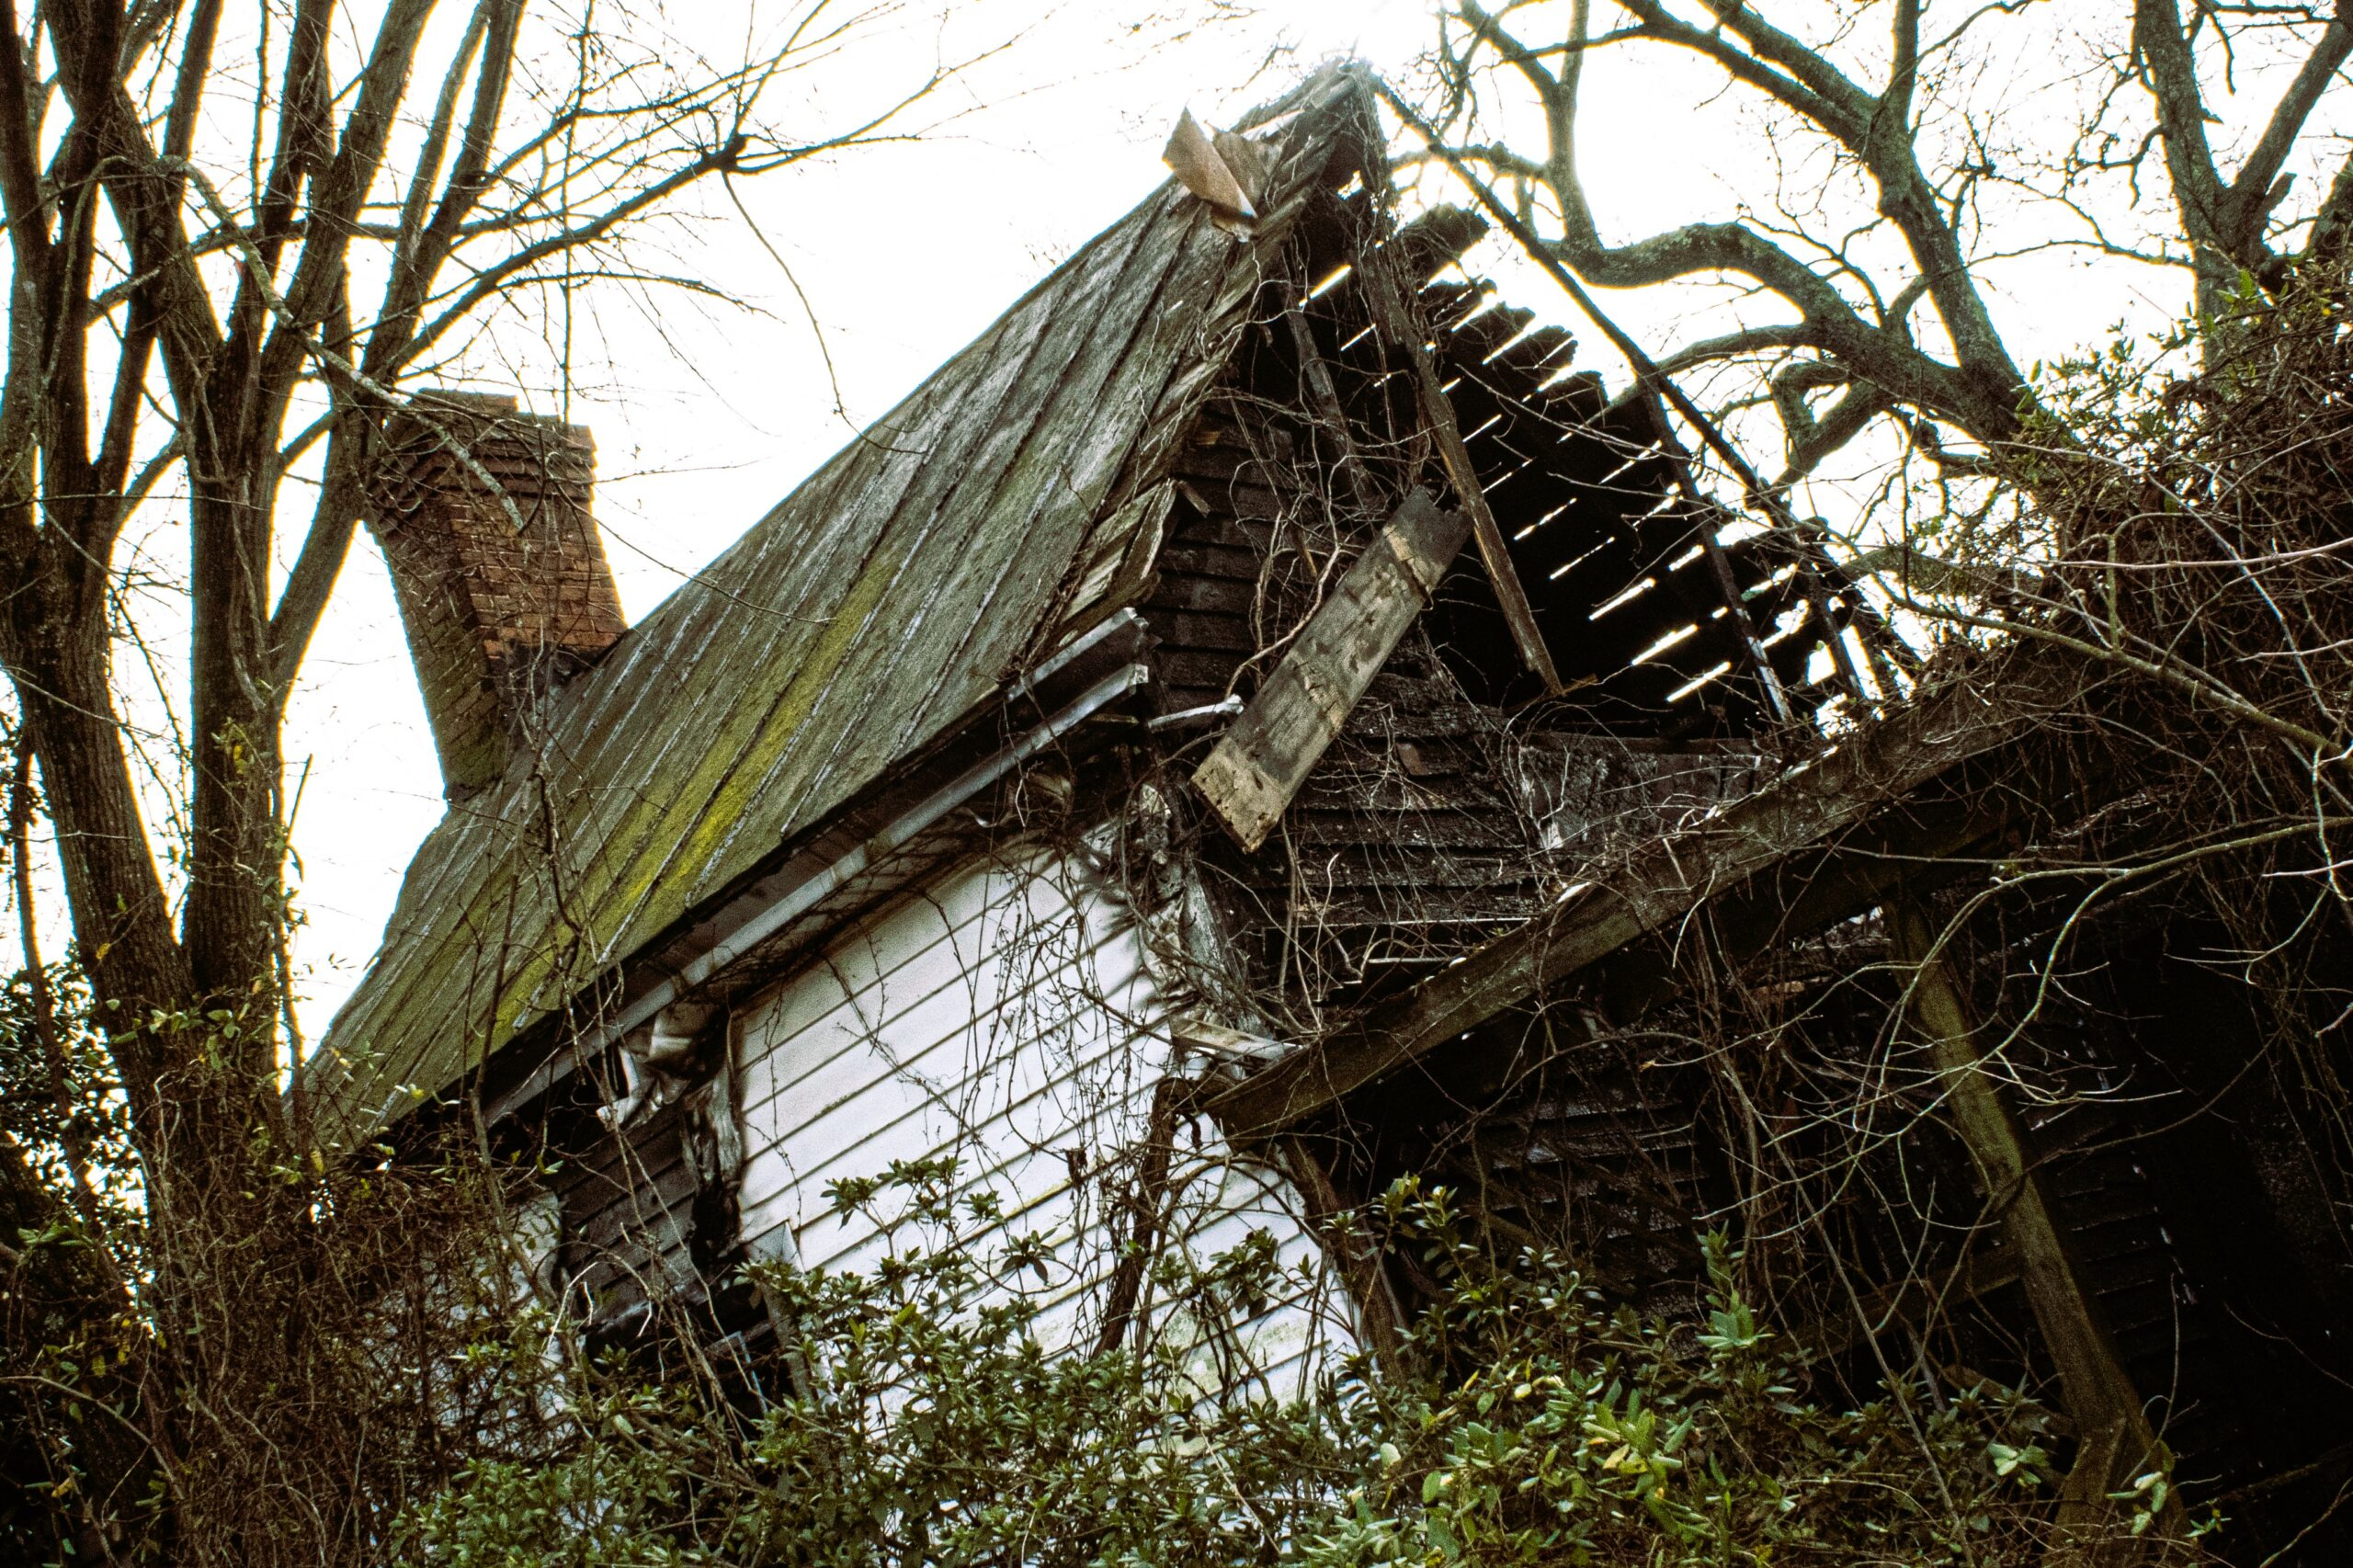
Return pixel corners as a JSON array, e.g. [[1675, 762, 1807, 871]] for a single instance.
[[307, 69, 2353, 1562]]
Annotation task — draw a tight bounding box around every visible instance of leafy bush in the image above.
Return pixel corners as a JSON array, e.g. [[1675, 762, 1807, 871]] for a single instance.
[[401, 1163, 2093, 1566]]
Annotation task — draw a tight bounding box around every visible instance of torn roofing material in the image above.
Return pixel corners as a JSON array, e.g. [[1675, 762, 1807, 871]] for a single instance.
[[310, 74, 1378, 1142]]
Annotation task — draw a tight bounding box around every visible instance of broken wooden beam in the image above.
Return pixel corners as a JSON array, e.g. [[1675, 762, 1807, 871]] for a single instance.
[[1280, 288, 1382, 517], [1198, 652, 2096, 1136], [1356, 248, 1564, 693], [1193, 488, 1470, 852], [1279, 1134, 1410, 1371]]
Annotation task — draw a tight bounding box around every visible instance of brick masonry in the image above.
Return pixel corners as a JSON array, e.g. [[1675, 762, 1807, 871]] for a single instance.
[[365, 392, 627, 797]]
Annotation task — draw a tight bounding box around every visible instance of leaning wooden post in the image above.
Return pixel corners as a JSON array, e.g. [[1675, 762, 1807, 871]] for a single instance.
[[1277, 281, 1383, 520], [1279, 1134, 1411, 1374], [1886, 899, 2187, 1562], [1193, 489, 1471, 851], [1353, 245, 1565, 695]]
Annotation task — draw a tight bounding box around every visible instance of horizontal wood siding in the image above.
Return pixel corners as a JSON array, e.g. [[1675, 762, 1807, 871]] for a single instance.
[[736, 851, 1353, 1396], [554, 1099, 698, 1316]]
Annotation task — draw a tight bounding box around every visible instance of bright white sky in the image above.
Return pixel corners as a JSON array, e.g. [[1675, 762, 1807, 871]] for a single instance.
[[269, 0, 2263, 1035]]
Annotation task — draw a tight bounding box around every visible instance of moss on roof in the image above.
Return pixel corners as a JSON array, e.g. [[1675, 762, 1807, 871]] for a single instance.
[[310, 76, 1370, 1142]]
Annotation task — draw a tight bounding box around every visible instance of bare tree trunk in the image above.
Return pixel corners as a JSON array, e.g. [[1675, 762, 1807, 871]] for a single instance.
[[0, 2, 983, 1556]]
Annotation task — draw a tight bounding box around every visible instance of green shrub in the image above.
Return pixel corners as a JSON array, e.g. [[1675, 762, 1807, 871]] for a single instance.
[[399, 1164, 2093, 1566]]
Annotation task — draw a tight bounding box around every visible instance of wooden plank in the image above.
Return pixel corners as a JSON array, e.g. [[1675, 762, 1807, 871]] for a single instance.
[[1357, 251, 1563, 692], [1282, 295, 1382, 517], [1192, 490, 1470, 853], [1061, 483, 1172, 625], [1279, 1135, 1408, 1370], [1199, 653, 2094, 1136], [1155, 542, 1266, 584], [1150, 572, 1258, 616], [1886, 900, 2181, 1552]]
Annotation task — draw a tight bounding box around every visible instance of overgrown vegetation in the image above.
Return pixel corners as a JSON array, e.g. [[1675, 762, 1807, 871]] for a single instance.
[[11, 2, 2353, 1562], [0, 1, 1009, 1559], [399, 1161, 2102, 1567], [1, 961, 570, 1562]]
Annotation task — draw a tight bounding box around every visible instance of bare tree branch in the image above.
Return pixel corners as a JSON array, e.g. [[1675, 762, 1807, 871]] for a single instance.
[[1438, 0, 2032, 449]]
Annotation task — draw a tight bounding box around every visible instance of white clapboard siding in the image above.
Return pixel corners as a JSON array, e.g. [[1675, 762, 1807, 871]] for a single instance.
[[736, 849, 1352, 1398]]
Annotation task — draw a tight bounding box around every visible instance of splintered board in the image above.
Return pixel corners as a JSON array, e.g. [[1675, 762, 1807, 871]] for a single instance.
[[1193, 490, 1470, 852]]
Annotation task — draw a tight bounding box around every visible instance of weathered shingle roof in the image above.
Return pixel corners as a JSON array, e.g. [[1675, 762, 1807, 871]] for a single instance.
[[313, 78, 1367, 1138]]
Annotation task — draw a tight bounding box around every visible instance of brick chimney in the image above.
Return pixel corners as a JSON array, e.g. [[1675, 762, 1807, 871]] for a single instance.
[[364, 392, 627, 799]]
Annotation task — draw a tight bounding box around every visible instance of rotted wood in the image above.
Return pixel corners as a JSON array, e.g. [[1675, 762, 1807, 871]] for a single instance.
[[1885, 899, 2183, 1561], [1354, 248, 1565, 693], [1095, 1080, 1185, 1355], [1279, 1134, 1409, 1370], [1279, 283, 1382, 517], [1644, 406, 1794, 722], [1193, 488, 1471, 852], [1387, 101, 1884, 710], [1197, 651, 2092, 1136]]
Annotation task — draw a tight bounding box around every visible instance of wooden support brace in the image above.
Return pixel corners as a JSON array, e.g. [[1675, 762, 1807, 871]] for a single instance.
[[1095, 1079, 1184, 1355], [1193, 488, 1470, 852], [1887, 899, 2184, 1561], [1280, 289, 1382, 518], [1356, 252, 1565, 693], [1279, 1134, 1410, 1372]]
